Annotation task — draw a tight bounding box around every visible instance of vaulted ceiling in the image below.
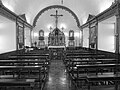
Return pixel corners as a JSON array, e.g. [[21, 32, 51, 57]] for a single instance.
[[1, 0, 114, 25]]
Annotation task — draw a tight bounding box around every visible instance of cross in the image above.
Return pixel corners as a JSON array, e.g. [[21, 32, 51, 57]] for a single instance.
[[50, 10, 63, 28]]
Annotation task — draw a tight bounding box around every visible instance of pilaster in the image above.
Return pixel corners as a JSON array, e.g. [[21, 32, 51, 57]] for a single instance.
[[115, 3, 120, 53]]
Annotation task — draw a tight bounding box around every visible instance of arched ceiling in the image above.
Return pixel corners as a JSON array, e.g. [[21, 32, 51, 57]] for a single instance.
[[1, 0, 114, 25], [33, 5, 81, 27]]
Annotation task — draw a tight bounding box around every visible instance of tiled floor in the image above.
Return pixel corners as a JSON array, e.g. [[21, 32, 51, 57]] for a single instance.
[[44, 59, 71, 90]]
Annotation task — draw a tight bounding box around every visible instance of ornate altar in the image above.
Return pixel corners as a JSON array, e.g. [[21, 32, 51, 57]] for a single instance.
[[48, 27, 66, 60], [48, 10, 66, 60], [48, 27, 65, 46]]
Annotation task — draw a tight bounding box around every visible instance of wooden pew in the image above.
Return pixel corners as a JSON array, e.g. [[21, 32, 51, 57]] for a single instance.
[[65, 58, 118, 76], [69, 63, 120, 89], [0, 66, 44, 89], [0, 59, 49, 74], [65, 47, 119, 89], [86, 74, 120, 90], [9, 55, 48, 59], [0, 55, 49, 89], [65, 57, 117, 88]]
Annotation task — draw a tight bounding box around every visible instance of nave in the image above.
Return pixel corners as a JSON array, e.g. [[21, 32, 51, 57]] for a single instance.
[[1, 0, 120, 90]]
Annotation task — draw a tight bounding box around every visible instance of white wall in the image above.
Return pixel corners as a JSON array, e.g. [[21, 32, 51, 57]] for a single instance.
[[98, 22, 115, 52], [83, 28, 89, 48], [0, 15, 16, 54]]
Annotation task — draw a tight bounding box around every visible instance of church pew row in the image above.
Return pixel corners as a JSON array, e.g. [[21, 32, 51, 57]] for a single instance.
[[0, 48, 49, 60], [0, 56, 50, 89], [65, 48, 119, 90], [66, 46, 116, 57], [66, 50, 116, 58], [67, 63, 120, 90], [65, 60, 120, 90], [0, 60, 50, 77], [66, 57, 119, 75], [9, 55, 49, 60], [0, 66, 45, 89], [13, 52, 49, 55], [66, 52, 115, 58], [66, 58, 118, 66], [64, 55, 117, 66], [87, 74, 120, 90]]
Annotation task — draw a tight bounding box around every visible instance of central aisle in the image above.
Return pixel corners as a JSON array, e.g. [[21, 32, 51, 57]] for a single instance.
[[44, 59, 70, 90]]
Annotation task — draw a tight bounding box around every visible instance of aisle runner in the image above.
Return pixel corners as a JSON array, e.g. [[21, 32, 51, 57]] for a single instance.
[[44, 60, 70, 90]]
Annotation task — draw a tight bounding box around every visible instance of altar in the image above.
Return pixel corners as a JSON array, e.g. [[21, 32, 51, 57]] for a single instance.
[[48, 10, 66, 60], [48, 27, 65, 46], [48, 46, 65, 60], [48, 27, 66, 60], [48, 46, 66, 49]]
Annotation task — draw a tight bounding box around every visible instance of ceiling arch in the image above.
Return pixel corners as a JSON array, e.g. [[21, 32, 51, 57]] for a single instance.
[[33, 5, 80, 27]]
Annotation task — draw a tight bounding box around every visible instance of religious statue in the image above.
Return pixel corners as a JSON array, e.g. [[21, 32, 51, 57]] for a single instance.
[[38, 30, 45, 49], [68, 30, 75, 47]]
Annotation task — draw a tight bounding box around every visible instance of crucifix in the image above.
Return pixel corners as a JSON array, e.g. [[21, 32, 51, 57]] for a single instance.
[[50, 10, 63, 28]]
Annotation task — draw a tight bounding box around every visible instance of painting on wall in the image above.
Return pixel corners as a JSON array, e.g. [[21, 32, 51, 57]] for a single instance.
[[17, 23, 24, 49], [89, 26, 96, 48]]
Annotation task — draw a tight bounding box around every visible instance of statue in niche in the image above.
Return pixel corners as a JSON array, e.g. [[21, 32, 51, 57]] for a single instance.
[[68, 30, 75, 47], [39, 30, 44, 40], [38, 29, 45, 49], [69, 30, 74, 40]]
